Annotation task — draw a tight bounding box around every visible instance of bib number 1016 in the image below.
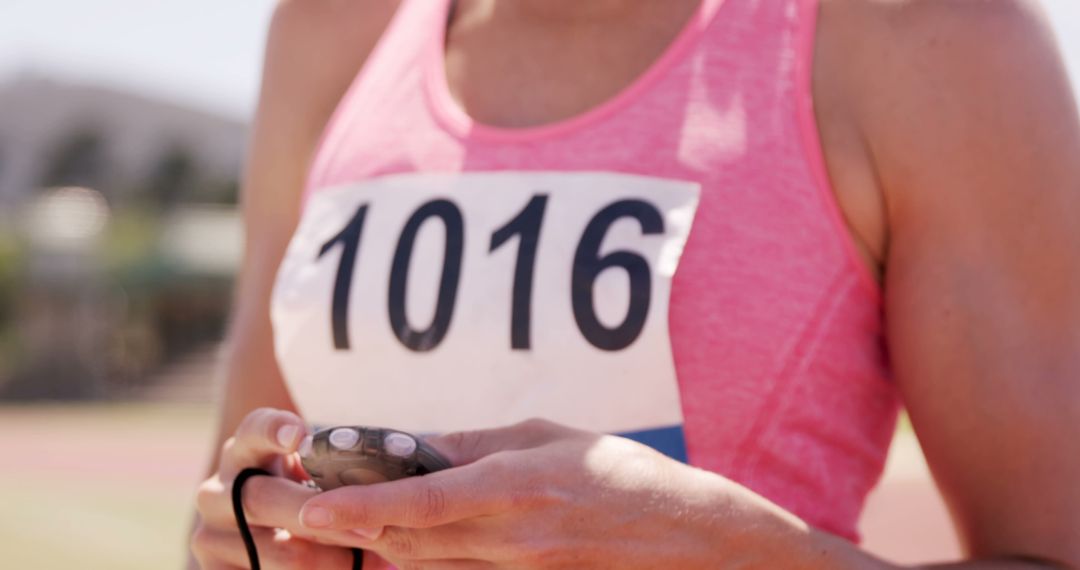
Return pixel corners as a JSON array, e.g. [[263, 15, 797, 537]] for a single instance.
[[318, 195, 665, 353]]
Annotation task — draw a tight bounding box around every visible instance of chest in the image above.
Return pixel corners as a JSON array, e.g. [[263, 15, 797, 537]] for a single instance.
[[438, 0, 884, 278], [273, 172, 701, 461]]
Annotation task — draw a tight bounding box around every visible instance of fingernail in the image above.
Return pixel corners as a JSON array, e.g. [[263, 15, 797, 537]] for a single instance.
[[277, 425, 300, 449], [350, 527, 383, 540], [301, 506, 332, 528]]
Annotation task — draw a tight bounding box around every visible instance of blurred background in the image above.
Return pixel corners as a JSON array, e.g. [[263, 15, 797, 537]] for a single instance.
[[0, 1, 1076, 568]]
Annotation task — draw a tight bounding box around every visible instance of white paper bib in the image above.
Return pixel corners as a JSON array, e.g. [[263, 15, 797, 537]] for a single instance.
[[271, 172, 700, 460]]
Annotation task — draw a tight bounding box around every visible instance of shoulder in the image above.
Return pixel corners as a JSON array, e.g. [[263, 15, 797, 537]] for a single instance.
[[268, 0, 402, 48], [818, 0, 1075, 203], [267, 0, 401, 53], [808, 0, 1077, 278], [255, 0, 402, 143], [818, 0, 1050, 41], [256, 0, 402, 123], [262, 0, 401, 101], [817, 0, 1060, 110], [848, 0, 1058, 94]]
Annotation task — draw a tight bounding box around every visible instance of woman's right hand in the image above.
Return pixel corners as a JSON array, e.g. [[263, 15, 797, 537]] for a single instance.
[[190, 407, 359, 569]]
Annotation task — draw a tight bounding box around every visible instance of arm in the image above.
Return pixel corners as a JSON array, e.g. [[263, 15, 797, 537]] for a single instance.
[[820, 0, 1080, 566], [208, 0, 400, 470], [187, 0, 400, 566], [879, 1, 1079, 565]]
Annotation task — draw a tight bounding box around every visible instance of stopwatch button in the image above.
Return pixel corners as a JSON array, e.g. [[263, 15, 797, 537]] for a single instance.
[[329, 428, 360, 450], [384, 432, 418, 458]]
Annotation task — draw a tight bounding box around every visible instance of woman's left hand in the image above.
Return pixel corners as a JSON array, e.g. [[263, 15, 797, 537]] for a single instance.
[[296, 419, 807, 569]]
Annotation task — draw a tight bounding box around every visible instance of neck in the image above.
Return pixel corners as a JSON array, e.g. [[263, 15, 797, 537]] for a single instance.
[[514, 0, 638, 21], [451, 0, 655, 26]]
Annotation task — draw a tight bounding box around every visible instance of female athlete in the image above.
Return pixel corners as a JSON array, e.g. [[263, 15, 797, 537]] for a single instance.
[[190, 0, 1080, 568]]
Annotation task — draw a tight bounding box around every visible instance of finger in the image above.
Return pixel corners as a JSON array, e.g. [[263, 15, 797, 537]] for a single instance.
[[426, 418, 573, 466], [382, 558, 497, 570], [351, 521, 509, 562], [193, 561, 245, 570], [219, 408, 306, 480], [193, 526, 353, 569], [300, 459, 512, 530], [197, 473, 318, 531], [359, 546, 495, 570], [192, 525, 272, 568], [361, 550, 395, 570]]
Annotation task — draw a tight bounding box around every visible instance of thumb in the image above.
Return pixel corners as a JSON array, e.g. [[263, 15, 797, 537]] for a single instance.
[[425, 418, 571, 466]]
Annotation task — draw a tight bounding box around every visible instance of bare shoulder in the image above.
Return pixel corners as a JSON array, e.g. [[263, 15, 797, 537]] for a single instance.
[[818, 0, 1076, 205], [260, 0, 401, 123], [267, 0, 401, 68], [818, 0, 1053, 56]]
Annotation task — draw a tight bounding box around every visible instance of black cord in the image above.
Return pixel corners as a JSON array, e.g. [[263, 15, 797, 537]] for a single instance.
[[232, 467, 364, 569]]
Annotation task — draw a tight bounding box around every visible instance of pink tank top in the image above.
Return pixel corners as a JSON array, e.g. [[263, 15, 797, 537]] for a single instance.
[[272, 0, 900, 541]]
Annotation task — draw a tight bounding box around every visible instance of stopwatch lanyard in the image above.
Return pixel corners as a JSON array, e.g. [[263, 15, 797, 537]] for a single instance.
[[232, 467, 364, 570]]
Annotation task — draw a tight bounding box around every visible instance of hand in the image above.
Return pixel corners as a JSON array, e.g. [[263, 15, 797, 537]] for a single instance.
[[190, 407, 363, 569], [297, 419, 777, 569]]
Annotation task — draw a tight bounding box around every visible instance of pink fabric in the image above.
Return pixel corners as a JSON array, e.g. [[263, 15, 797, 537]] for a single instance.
[[302, 0, 899, 541]]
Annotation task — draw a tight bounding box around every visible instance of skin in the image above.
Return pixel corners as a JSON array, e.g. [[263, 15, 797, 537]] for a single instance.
[[189, 0, 1080, 568]]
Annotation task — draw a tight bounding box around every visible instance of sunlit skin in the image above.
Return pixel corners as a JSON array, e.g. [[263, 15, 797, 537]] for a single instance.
[[189, 0, 1080, 568]]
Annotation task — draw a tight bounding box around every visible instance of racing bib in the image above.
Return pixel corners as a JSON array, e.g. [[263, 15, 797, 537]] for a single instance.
[[271, 172, 700, 460]]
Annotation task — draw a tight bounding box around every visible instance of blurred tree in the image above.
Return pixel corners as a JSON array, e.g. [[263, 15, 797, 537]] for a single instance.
[[0, 234, 16, 312], [146, 143, 198, 209], [39, 127, 109, 192], [199, 178, 240, 205], [0, 234, 19, 380]]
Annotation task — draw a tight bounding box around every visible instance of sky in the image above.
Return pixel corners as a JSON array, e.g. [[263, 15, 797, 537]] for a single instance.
[[0, 0, 277, 118], [0, 0, 1078, 121]]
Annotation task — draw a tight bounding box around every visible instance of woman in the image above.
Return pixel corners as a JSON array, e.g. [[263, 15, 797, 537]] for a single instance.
[[190, 0, 1080, 568]]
